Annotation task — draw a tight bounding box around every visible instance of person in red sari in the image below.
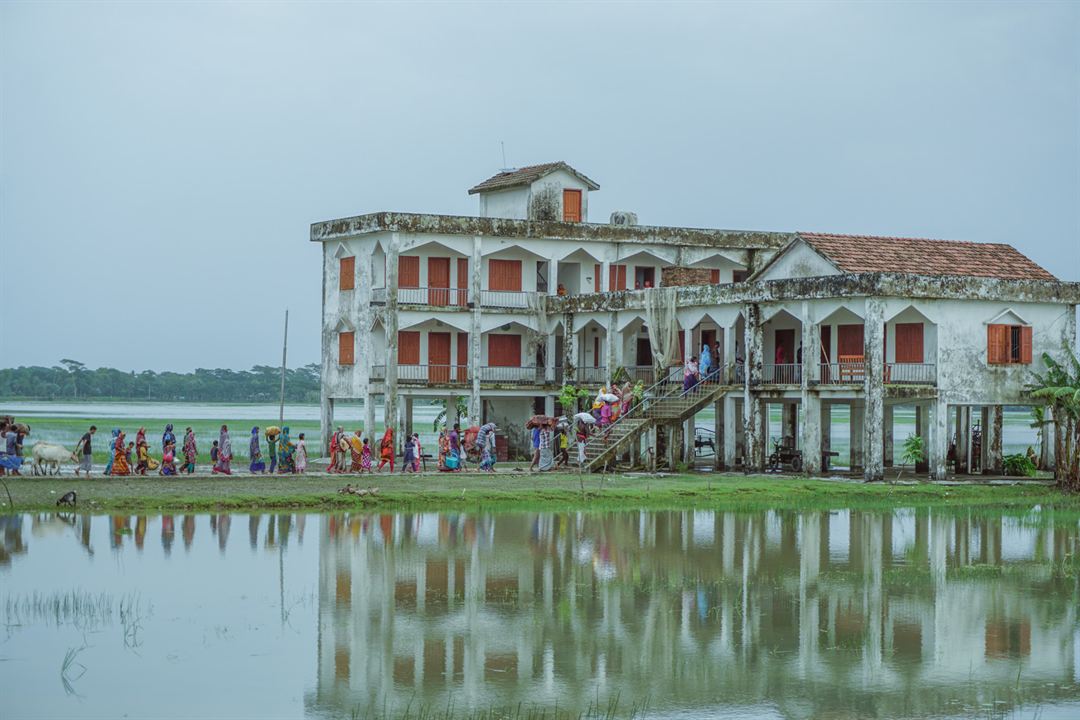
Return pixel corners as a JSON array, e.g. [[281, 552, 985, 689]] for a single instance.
[[327, 427, 341, 473], [377, 428, 394, 472]]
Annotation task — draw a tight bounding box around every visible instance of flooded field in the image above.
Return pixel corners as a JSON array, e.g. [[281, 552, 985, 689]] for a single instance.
[[2, 507, 1078, 718]]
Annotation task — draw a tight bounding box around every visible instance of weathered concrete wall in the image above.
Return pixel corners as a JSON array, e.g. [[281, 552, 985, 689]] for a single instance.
[[743, 303, 764, 471], [863, 298, 885, 481], [755, 239, 841, 281], [479, 186, 530, 220]]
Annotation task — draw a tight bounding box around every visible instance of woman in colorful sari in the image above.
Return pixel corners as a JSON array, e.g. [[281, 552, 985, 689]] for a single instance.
[[477, 423, 497, 473], [212, 424, 233, 475], [620, 382, 634, 416], [436, 430, 449, 471], [360, 438, 373, 473], [348, 431, 363, 472], [182, 427, 197, 474], [104, 428, 120, 475], [249, 427, 265, 473], [162, 424, 176, 454], [377, 428, 394, 472], [295, 433, 308, 473], [277, 427, 296, 473], [327, 429, 339, 473], [111, 431, 131, 475]]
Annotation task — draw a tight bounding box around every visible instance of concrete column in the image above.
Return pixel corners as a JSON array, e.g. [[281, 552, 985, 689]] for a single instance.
[[600, 261, 611, 292], [801, 300, 820, 386], [863, 297, 885, 482], [685, 417, 694, 463], [883, 404, 894, 468], [544, 396, 555, 417], [979, 406, 991, 473], [545, 332, 557, 384], [723, 395, 737, 469], [383, 232, 400, 442], [606, 311, 619, 385], [955, 406, 969, 474], [563, 313, 578, 384], [714, 399, 724, 470], [820, 402, 832, 471], [320, 396, 334, 457], [365, 393, 376, 440], [990, 405, 1003, 474], [743, 303, 764, 472], [403, 397, 414, 440], [548, 257, 559, 295], [469, 236, 483, 424], [850, 402, 864, 470], [724, 323, 738, 384], [929, 398, 949, 480], [683, 326, 693, 365], [801, 302, 822, 475]]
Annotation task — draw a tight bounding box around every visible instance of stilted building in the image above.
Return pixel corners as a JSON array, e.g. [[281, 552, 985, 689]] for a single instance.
[[311, 162, 1078, 479]]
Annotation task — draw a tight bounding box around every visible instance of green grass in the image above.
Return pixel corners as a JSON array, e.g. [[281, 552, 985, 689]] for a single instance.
[[2, 471, 1075, 514]]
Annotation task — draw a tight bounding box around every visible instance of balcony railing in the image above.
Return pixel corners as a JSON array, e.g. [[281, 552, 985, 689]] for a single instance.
[[763, 363, 801, 384], [819, 359, 866, 385], [578, 367, 609, 384], [625, 366, 655, 383], [370, 287, 468, 307], [368, 365, 550, 386], [885, 362, 936, 385], [479, 290, 536, 309]]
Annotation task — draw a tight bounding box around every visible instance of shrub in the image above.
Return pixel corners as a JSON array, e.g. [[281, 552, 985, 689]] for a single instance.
[[1002, 453, 1037, 477]]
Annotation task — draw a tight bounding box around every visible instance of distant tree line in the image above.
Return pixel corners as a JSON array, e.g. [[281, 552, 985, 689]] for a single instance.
[[0, 359, 322, 403]]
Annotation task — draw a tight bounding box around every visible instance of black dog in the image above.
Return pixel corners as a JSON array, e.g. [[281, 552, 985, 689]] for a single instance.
[[56, 490, 77, 507]]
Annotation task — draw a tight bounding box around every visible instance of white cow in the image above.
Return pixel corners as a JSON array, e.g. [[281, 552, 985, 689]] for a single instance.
[[31, 442, 79, 476]]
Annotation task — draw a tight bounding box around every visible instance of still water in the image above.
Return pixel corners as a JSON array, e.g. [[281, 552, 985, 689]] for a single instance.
[[2, 508, 1079, 719]]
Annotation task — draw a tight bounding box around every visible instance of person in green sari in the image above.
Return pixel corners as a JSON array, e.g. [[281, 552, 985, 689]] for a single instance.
[[277, 426, 296, 473], [266, 429, 279, 473]]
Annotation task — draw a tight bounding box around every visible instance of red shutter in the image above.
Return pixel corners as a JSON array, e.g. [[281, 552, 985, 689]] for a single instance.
[[456, 332, 469, 381], [894, 323, 923, 363], [338, 332, 355, 365], [609, 265, 627, 291], [399, 331, 420, 365], [339, 257, 355, 291], [488, 259, 522, 291], [428, 257, 450, 306], [429, 332, 451, 382], [398, 256, 420, 288], [593, 337, 600, 368], [594, 264, 601, 292], [488, 335, 522, 367], [457, 258, 469, 306], [563, 189, 582, 222], [710, 269, 721, 284], [837, 324, 865, 358], [678, 333, 686, 364], [987, 324, 1007, 365], [1020, 325, 1032, 364]]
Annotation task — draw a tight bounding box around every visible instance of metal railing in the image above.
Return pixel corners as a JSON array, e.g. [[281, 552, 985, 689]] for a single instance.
[[580, 366, 685, 466], [398, 287, 469, 307], [479, 290, 536, 308], [819, 360, 866, 385], [625, 366, 655, 383], [763, 363, 801, 384], [578, 367, 609, 384], [476, 365, 546, 384], [885, 363, 936, 385], [368, 365, 548, 385]]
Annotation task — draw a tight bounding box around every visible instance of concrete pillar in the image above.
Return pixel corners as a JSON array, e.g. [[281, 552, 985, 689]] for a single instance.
[[850, 402, 864, 470], [743, 303, 764, 472], [955, 406, 969, 475], [403, 397, 414, 440], [545, 332, 557, 384], [863, 297, 885, 482], [365, 393, 376, 441], [600, 261, 611, 292], [820, 402, 832, 472], [723, 395, 737, 469], [606, 311, 619, 385], [929, 399, 949, 480], [548, 257, 559, 296], [979, 406, 991, 473], [383, 232, 400, 442], [685, 417, 694, 463], [990, 405, 1003, 474], [714, 399, 724, 470], [320, 396, 334, 457], [563, 313, 578, 384], [544, 396, 555, 417], [801, 300, 820, 386], [724, 323, 738, 384], [802, 397, 821, 475], [883, 404, 894, 468], [469, 236, 483, 424], [683, 326, 693, 365]]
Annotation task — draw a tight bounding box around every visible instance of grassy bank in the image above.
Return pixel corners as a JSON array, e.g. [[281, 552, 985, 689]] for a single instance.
[[1, 471, 1075, 514]]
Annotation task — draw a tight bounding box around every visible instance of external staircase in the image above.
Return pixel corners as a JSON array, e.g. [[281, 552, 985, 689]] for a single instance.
[[580, 370, 730, 472]]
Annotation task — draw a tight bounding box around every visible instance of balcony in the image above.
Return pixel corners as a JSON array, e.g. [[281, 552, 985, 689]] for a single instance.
[[819, 358, 865, 385], [368, 365, 549, 386], [577, 367, 609, 384], [479, 290, 537, 309], [817, 359, 936, 386], [763, 363, 800, 385], [885, 362, 936, 385]]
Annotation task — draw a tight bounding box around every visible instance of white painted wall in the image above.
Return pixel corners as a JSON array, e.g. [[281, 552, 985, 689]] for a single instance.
[[757, 240, 840, 281], [479, 187, 530, 220]]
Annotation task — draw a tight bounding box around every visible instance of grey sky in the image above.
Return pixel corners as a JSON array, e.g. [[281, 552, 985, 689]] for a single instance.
[[2, 1, 1077, 373]]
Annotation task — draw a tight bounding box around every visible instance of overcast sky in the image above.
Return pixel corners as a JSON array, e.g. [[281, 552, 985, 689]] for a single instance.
[[2, 1, 1077, 373]]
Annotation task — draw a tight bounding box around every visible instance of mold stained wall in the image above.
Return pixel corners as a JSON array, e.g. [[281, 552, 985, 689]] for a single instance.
[[476, 168, 591, 222], [756, 241, 840, 282], [322, 236, 379, 400]]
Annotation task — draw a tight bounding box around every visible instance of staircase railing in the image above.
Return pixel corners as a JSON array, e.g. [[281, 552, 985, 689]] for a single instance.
[[581, 367, 683, 464]]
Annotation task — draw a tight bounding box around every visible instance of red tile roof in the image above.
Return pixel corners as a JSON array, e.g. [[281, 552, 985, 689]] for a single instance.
[[798, 232, 1057, 281], [468, 161, 599, 195]]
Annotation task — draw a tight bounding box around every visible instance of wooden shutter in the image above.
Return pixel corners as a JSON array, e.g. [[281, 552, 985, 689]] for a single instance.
[[710, 269, 721, 284], [398, 331, 420, 365], [488, 259, 522, 291], [398, 256, 420, 288], [894, 323, 924, 363], [987, 324, 1007, 365], [609, 264, 627, 291], [562, 189, 582, 222], [837, 324, 865, 357], [456, 332, 469, 381], [339, 257, 355, 291], [428, 257, 450, 306], [338, 332, 355, 365], [594, 264, 601, 292], [678, 333, 686, 364], [1020, 326, 1032, 364], [488, 334, 522, 367], [456, 258, 469, 306], [428, 332, 451, 382], [593, 337, 600, 368]]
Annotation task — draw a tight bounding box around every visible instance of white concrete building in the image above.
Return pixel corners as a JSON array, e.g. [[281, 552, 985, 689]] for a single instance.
[[311, 162, 1079, 479]]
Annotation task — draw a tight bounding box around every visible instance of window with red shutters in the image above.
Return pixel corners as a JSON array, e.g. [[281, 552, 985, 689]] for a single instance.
[[398, 256, 420, 288], [398, 331, 420, 365], [338, 332, 355, 365], [339, 257, 355, 291], [987, 324, 1032, 364], [1020, 325, 1032, 364], [594, 264, 601, 293], [488, 259, 522, 291], [563, 189, 582, 223], [894, 323, 924, 363], [488, 334, 522, 367], [609, 264, 627, 291]]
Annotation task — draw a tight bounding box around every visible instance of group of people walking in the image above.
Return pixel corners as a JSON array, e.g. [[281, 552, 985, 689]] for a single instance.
[[325, 422, 500, 474], [73, 424, 308, 476]]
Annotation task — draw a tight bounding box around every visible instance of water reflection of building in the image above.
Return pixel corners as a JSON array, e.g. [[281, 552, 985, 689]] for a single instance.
[[305, 509, 1080, 717]]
